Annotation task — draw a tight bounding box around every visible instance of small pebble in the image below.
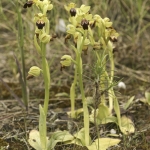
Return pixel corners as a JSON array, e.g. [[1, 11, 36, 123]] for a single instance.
[[110, 129, 116, 134], [118, 81, 126, 89]]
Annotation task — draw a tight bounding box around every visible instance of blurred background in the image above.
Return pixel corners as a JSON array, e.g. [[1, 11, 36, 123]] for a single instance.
[[0, 0, 150, 99]]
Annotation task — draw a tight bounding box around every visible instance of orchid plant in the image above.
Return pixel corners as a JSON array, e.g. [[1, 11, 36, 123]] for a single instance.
[[60, 2, 134, 149], [23, 0, 53, 149]]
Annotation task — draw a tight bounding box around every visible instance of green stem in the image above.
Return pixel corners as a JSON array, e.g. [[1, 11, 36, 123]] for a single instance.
[[17, 2, 28, 110], [108, 42, 114, 113], [77, 31, 89, 146], [70, 56, 78, 118], [41, 43, 50, 116], [78, 56, 89, 146], [70, 83, 75, 118], [95, 51, 106, 104]]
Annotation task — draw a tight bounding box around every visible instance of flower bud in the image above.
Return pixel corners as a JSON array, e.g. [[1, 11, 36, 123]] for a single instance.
[[60, 55, 72, 67], [27, 66, 42, 79]]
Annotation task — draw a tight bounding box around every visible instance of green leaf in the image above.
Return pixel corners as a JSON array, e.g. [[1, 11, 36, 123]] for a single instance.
[[120, 115, 135, 135], [39, 105, 47, 150], [67, 108, 83, 118], [97, 103, 110, 120], [73, 128, 86, 146], [124, 96, 135, 110], [53, 130, 74, 141], [113, 97, 121, 127], [48, 130, 74, 149], [70, 83, 75, 101], [90, 112, 117, 125], [106, 133, 120, 137], [87, 138, 121, 150], [55, 92, 69, 97], [145, 92, 150, 105], [89, 103, 110, 125], [65, 138, 83, 146], [28, 130, 42, 150], [101, 116, 118, 124], [66, 128, 91, 146]]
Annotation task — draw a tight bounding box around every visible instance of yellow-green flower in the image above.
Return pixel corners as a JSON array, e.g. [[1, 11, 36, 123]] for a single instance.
[[34, 13, 48, 24], [105, 28, 119, 42], [64, 3, 76, 12], [28, 66, 42, 77], [92, 14, 105, 30], [34, 0, 53, 14], [60, 55, 73, 67], [103, 17, 112, 28], [66, 24, 84, 41], [76, 5, 90, 16], [39, 32, 51, 43], [24, 0, 53, 15]]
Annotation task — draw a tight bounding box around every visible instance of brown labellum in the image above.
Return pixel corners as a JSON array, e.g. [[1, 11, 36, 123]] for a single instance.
[[81, 18, 89, 30], [70, 8, 76, 17], [23, 1, 33, 9], [26, 74, 34, 80], [36, 20, 45, 29]]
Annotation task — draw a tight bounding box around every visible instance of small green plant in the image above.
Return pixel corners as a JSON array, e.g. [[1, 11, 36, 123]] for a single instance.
[[15, 0, 29, 110], [60, 2, 123, 149], [140, 91, 150, 105], [23, 0, 53, 149]]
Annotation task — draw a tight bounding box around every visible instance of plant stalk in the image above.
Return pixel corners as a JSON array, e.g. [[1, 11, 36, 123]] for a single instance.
[[17, 3, 28, 110], [41, 43, 50, 116], [77, 31, 89, 146], [78, 56, 89, 146], [70, 59, 78, 118], [108, 42, 114, 113]]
